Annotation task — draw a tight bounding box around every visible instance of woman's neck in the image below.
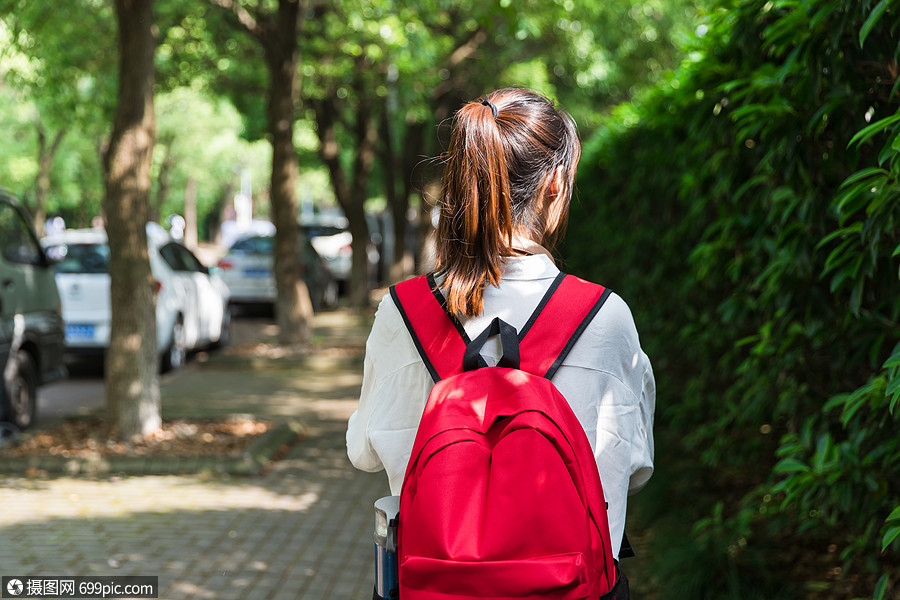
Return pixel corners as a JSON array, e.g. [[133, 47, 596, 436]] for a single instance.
[[510, 234, 553, 259]]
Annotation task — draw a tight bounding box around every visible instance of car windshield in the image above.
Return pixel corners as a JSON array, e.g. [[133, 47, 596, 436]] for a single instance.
[[303, 225, 345, 238], [49, 243, 110, 274], [229, 236, 274, 254]]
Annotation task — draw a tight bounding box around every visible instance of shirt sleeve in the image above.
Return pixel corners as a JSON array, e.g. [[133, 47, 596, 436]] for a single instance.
[[579, 291, 656, 496], [628, 356, 655, 494], [346, 295, 394, 473]]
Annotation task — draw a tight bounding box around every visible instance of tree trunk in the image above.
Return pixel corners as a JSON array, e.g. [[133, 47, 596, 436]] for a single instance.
[[212, 182, 235, 246], [379, 105, 406, 284], [418, 179, 440, 273], [314, 88, 377, 307], [103, 0, 160, 441], [184, 177, 198, 249], [348, 78, 378, 305], [33, 122, 65, 237], [346, 203, 371, 302], [396, 120, 427, 280], [412, 92, 460, 273], [265, 0, 313, 344], [152, 136, 175, 224]]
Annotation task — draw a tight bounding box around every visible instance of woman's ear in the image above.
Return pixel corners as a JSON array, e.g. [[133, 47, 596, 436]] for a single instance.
[[548, 164, 566, 201], [545, 165, 568, 232]]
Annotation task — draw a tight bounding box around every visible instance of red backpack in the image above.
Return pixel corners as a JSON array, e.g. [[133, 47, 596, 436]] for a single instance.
[[390, 272, 620, 600]]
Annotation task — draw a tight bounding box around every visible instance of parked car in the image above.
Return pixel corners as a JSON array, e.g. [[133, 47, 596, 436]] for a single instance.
[[41, 223, 231, 372], [304, 226, 353, 287], [301, 213, 381, 294], [0, 189, 65, 430], [217, 231, 338, 312]]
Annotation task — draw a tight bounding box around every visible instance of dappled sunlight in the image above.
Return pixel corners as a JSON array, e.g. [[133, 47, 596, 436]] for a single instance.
[[127, 380, 143, 397], [0, 476, 324, 526], [158, 358, 365, 423], [123, 332, 143, 351], [0, 423, 386, 599]]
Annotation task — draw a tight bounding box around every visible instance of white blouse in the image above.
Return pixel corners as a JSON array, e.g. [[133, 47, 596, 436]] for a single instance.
[[346, 254, 655, 558]]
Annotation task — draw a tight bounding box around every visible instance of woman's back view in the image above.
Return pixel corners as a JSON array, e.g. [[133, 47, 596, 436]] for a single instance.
[[347, 88, 655, 596]]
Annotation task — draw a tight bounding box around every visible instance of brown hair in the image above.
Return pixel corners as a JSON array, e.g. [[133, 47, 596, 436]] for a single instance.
[[435, 88, 581, 317]]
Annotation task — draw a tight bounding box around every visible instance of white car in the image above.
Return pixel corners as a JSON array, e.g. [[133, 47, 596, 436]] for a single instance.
[[41, 223, 231, 371]]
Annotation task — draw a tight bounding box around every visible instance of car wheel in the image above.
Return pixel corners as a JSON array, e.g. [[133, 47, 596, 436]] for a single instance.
[[322, 278, 339, 309], [3, 351, 37, 430], [162, 318, 187, 373], [309, 281, 322, 314]]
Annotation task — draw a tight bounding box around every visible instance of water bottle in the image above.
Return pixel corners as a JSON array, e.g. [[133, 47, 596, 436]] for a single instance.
[[374, 496, 400, 599]]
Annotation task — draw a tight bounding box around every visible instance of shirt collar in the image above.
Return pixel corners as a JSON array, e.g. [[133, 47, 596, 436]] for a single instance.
[[501, 253, 560, 281]]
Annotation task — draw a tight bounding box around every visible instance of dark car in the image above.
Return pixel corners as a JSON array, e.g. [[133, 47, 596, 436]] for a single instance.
[[0, 189, 65, 430]]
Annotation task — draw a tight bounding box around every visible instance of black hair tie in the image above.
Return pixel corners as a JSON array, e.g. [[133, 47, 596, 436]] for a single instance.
[[481, 99, 498, 119]]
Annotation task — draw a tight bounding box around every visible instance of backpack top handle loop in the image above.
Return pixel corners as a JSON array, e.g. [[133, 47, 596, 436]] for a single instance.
[[462, 317, 520, 372]]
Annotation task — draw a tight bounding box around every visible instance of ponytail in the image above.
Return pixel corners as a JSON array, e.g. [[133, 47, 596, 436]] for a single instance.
[[435, 88, 581, 318], [436, 96, 512, 317]]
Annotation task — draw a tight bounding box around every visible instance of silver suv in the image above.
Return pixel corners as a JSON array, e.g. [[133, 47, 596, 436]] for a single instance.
[[0, 189, 65, 430]]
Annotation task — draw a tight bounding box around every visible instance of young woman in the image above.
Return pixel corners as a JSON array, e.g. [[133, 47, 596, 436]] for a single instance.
[[347, 87, 655, 574]]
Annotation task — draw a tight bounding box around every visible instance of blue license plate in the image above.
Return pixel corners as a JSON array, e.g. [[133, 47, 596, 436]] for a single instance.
[[243, 268, 270, 278], [66, 324, 95, 341]]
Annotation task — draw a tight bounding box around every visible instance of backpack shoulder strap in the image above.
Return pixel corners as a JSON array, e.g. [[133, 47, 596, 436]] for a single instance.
[[518, 274, 612, 379], [390, 273, 476, 383], [391, 272, 610, 382]]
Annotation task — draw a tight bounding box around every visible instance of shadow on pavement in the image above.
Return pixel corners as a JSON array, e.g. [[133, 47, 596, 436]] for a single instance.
[[2, 308, 391, 599], [0, 417, 390, 600]]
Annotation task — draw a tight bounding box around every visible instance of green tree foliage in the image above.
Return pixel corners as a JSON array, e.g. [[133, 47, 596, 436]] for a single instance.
[[202, 0, 316, 344], [297, 0, 707, 286], [147, 0, 707, 296], [0, 86, 39, 193], [152, 87, 271, 239], [564, 0, 899, 597], [155, 1, 269, 137], [0, 0, 115, 231], [155, 1, 334, 210]]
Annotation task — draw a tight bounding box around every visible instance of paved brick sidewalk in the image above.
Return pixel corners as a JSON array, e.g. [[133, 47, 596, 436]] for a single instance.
[[0, 310, 391, 599]]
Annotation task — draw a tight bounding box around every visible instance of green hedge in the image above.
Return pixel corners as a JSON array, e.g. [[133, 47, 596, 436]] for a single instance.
[[564, 1, 900, 597]]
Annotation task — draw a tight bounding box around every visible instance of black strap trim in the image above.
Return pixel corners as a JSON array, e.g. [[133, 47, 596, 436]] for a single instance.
[[390, 285, 441, 384], [426, 272, 487, 369], [426, 273, 472, 343], [597, 561, 624, 600], [544, 287, 613, 380], [517, 272, 566, 341]]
